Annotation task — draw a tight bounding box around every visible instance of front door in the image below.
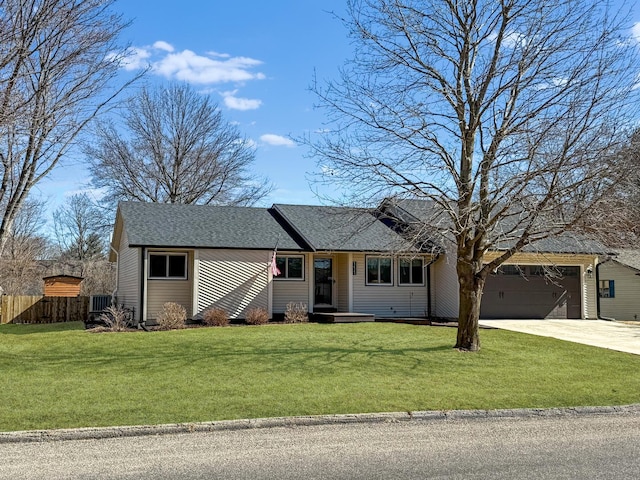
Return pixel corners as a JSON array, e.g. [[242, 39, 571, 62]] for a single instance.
[[314, 258, 333, 306]]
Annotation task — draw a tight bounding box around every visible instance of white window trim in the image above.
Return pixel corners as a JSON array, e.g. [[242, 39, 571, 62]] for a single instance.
[[274, 254, 305, 281], [148, 252, 188, 280], [365, 255, 394, 286], [398, 257, 425, 286]]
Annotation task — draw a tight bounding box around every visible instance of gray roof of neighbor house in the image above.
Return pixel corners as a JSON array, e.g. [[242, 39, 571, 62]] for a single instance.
[[114, 202, 305, 251], [609, 249, 640, 271], [383, 198, 607, 255], [271, 204, 420, 252]]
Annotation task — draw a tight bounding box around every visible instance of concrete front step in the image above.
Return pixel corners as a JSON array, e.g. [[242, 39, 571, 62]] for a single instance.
[[314, 312, 375, 323]]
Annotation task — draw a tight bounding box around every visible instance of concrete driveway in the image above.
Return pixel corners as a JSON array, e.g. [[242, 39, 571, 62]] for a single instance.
[[479, 319, 640, 355]]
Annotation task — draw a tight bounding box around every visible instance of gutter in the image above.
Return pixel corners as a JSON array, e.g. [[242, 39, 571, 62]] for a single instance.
[[595, 255, 616, 321], [140, 247, 146, 326], [596, 258, 601, 319], [109, 246, 119, 305], [424, 254, 440, 320]]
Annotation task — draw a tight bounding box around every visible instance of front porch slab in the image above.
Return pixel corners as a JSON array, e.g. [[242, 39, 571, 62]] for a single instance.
[[314, 312, 375, 323]]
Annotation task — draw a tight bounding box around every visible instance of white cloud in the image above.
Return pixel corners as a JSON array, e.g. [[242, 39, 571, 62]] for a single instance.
[[633, 22, 640, 43], [260, 134, 295, 147], [153, 49, 265, 85], [221, 90, 261, 110], [153, 40, 175, 52], [120, 42, 267, 111], [120, 47, 152, 71], [224, 95, 262, 111], [121, 43, 266, 86], [63, 185, 109, 202], [206, 50, 231, 59]]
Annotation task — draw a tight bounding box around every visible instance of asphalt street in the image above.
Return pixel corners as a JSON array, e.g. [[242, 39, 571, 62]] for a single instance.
[[1, 412, 639, 479]]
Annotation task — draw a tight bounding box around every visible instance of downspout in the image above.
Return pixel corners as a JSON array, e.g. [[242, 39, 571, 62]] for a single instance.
[[109, 246, 119, 305], [140, 247, 146, 326], [596, 260, 601, 319], [596, 256, 616, 321], [427, 264, 431, 319], [425, 254, 440, 320]]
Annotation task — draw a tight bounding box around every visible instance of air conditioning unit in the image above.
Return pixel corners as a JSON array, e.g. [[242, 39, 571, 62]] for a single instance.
[[90, 295, 112, 312]]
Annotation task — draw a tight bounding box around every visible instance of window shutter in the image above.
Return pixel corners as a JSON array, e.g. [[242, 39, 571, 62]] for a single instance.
[[609, 280, 615, 298]]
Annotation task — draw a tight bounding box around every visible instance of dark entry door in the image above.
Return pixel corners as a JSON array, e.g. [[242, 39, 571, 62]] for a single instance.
[[314, 258, 333, 306]]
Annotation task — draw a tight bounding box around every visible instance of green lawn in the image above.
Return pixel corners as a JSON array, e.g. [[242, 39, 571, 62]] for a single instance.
[[1, 321, 639, 432]]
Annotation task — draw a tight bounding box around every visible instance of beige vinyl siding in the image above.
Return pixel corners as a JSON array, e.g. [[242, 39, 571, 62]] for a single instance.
[[116, 229, 141, 321], [599, 261, 640, 320], [146, 251, 193, 321], [351, 253, 429, 317], [272, 253, 310, 313], [432, 252, 459, 319], [584, 260, 598, 319], [196, 249, 269, 319], [336, 254, 350, 312]]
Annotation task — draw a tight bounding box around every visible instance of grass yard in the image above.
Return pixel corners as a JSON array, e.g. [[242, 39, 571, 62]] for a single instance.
[[1, 321, 639, 432]]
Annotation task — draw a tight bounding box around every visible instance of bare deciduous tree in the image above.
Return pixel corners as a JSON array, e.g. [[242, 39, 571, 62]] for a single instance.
[[0, 0, 141, 256], [583, 129, 640, 247], [53, 193, 106, 262], [52, 193, 115, 295], [307, 0, 640, 351], [87, 83, 272, 206], [0, 200, 49, 295]]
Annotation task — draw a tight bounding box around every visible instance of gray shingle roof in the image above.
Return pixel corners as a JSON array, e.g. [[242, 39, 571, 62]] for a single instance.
[[387, 198, 606, 255], [272, 204, 418, 252], [117, 202, 304, 250], [610, 249, 640, 271]]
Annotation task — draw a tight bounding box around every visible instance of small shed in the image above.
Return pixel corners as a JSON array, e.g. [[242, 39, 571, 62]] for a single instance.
[[43, 275, 83, 297]]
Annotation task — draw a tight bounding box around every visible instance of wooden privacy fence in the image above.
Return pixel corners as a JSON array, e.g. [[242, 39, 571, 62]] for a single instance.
[[0, 296, 90, 324]]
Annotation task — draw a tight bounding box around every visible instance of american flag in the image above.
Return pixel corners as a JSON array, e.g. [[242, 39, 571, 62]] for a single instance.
[[270, 249, 281, 276]]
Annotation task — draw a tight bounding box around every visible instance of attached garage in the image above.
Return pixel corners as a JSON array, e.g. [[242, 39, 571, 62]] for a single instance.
[[480, 265, 581, 319]]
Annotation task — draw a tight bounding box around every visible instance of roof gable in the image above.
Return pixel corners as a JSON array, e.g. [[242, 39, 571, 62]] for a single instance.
[[271, 204, 419, 252], [609, 249, 640, 271], [114, 202, 304, 251]]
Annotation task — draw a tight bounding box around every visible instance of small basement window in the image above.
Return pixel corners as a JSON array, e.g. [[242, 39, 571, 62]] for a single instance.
[[149, 253, 187, 279], [598, 280, 615, 298]]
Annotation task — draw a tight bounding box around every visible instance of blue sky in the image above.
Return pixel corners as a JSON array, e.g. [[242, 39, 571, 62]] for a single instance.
[[36, 0, 640, 216], [37, 0, 353, 211]]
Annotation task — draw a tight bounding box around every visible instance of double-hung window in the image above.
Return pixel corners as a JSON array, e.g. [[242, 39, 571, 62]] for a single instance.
[[399, 258, 424, 285], [366, 256, 392, 285], [149, 253, 187, 279], [275, 255, 304, 280]]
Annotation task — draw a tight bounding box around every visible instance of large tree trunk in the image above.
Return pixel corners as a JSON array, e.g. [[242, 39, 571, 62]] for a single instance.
[[455, 261, 485, 352]]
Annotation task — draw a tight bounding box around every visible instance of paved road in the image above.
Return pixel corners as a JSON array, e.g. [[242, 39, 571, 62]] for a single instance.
[[479, 319, 640, 355], [2, 412, 639, 479]]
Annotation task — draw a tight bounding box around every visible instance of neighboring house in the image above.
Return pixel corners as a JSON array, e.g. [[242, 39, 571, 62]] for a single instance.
[[597, 250, 640, 321], [110, 200, 605, 324]]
